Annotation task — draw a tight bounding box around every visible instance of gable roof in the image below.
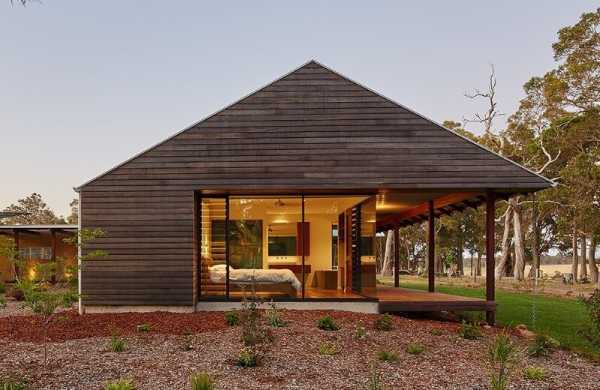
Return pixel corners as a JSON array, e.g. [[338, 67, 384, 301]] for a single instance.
[[77, 60, 553, 192]]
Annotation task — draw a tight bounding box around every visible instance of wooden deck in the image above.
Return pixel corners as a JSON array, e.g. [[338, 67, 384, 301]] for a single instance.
[[372, 286, 495, 313]]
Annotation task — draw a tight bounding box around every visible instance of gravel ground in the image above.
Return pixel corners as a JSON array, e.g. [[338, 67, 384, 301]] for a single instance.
[[0, 310, 598, 389]]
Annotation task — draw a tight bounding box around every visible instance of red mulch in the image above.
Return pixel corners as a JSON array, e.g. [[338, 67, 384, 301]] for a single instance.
[[0, 310, 228, 342], [0, 309, 465, 344]]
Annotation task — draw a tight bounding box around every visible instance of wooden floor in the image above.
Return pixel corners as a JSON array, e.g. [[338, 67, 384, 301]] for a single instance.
[[373, 286, 495, 312]]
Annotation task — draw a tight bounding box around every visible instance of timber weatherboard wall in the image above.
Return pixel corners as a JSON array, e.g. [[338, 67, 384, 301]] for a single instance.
[[78, 60, 551, 306]]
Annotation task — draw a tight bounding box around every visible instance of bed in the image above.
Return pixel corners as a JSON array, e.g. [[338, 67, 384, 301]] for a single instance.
[[208, 264, 302, 297]]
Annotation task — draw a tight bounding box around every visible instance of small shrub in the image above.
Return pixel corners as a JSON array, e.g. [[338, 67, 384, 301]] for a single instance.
[[377, 349, 399, 362], [365, 364, 381, 390], [317, 315, 339, 331], [181, 334, 194, 351], [580, 290, 600, 346], [265, 302, 286, 328], [190, 372, 215, 390], [355, 323, 367, 339], [237, 347, 257, 368], [318, 341, 339, 356], [488, 331, 518, 390], [458, 320, 482, 340], [430, 328, 444, 336], [109, 335, 126, 353], [406, 342, 425, 355], [224, 311, 239, 326], [374, 314, 394, 331], [0, 295, 6, 309], [0, 281, 5, 294], [527, 333, 559, 357], [104, 379, 134, 390], [0, 378, 27, 390], [136, 324, 151, 333], [524, 366, 547, 381]]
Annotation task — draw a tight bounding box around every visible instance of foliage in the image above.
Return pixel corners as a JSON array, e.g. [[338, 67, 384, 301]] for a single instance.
[[104, 379, 134, 390], [3, 193, 62, 225], [317, 315, 340, 331], [0, 295, 5, 309], [355, 323, 367, 339], [365, 364, 382, 390], [181, 334, 194, 351], [524, 366, 547, 381], [406, 342, 425, 355], [265, 301, 286, 327], [237, 347, 258, 368], [237, 296, 272, 367], [430, 328, 444, 336], [190, 372, 215, 390], [377, 349, 399, 362], [580, 289, 600, 346], [0, 377, 27, 390], [109, 335, 126, 353], [318, 341, 339, 356], [488, 331, 518, 390], [224, 311, 239, 326], [136, 324, 151, 333], [0, 281, 5, 294], [458, 320, 482, 340], [528, 333, 560, 357], [373, 314, 394, 331]]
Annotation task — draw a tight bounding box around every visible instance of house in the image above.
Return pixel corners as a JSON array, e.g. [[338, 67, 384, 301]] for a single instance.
[[75, 61, 552, 321], [0, 225, 78, 282]]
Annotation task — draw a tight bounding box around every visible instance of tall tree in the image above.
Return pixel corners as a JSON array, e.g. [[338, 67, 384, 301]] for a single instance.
[[3, 193, 61, 225]]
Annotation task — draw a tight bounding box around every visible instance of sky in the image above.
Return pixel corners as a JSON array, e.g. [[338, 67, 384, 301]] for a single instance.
[[0, 1, 596, 217]]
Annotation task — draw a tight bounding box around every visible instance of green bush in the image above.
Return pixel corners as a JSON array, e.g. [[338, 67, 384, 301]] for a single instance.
[[237, 347, 258, 368], [0, 378, 27, 390], [430, 328, 444, 336], [458, 320, 482, 340], [136, 324, 151, 333], [317, 315, 339, 331], [528, 333, 559, 357], [318, 342, 339, 356], [0, 281, 5, 294], [104, 379, 134, 390], [406, 342, 425, 355], [580, 289, 600, 346], [0, 295, 6, 309], [488, 331, 518, 390], [524, 366, 547, 381], [224, 311, 239, 326], [265, 302, 286, 328], [377, 349, 399, 362], [190, 372, 215, 390], [374, 314, 394, 331], [109, 335, 126, 353]]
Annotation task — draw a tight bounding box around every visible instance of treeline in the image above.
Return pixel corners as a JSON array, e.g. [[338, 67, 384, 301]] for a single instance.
[[381, 8, 600, 285]]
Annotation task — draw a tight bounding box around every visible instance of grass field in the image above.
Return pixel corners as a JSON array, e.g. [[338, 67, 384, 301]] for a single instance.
[[382, 278, 599, 360]]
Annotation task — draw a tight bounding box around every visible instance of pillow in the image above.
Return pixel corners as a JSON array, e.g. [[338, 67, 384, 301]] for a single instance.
[[209, 264, 234, 273]]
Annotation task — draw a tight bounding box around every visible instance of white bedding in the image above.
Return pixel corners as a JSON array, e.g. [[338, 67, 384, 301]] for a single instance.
[[208, 264, 302, 291]]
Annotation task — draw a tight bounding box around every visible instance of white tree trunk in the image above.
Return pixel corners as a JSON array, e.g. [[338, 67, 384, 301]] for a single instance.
[[572, 226, 579, 282], [512, 199, 526, 281], [495, 206, 512, 279], [580, 236, 588, 280], [380, 230, 394, 277], [588, 236, 598, 284]]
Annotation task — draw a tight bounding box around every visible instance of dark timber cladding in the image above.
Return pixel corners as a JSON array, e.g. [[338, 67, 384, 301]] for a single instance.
[[78, 60, 551, 306]]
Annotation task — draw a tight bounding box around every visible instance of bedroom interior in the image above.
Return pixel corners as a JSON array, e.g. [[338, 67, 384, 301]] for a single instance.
[[199, 195, 377, 300]]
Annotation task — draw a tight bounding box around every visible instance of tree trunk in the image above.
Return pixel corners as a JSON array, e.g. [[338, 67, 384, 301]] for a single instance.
[[588, 236, 598, 284], [512, 199, 526, 281], [580, 236, 588, 281], [476, 252, 482, 276], [457, 239, 464, 276], [495, 206, 512, 279], [380, 230, 394, 277], [529, 195, 540, 279], [572, 225, 579, 282]]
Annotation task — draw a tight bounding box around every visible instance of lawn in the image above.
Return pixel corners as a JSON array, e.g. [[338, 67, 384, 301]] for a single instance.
[[390, 278, 599, 360]]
